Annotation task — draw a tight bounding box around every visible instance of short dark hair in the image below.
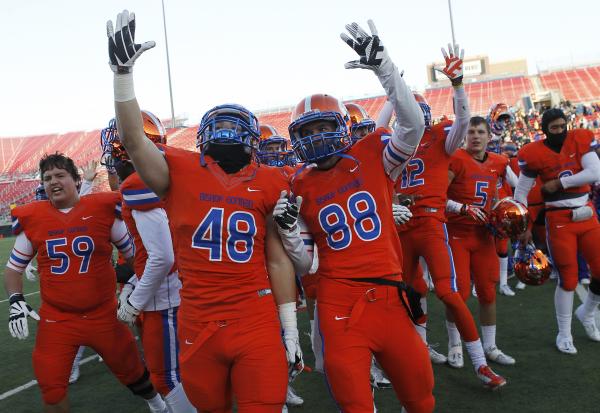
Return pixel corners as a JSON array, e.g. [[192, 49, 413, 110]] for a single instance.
[[469, 116, 491, 134], [39, 152, 80, 182]]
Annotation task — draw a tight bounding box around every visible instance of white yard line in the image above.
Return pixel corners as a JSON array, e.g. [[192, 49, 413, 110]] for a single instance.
[[0, 291, 39, 304], [0, 354, 99, 400]]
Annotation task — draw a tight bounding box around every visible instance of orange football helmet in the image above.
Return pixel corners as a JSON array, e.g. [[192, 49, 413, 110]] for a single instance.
[[288, 94, 352, 163], [513, 243, 552, 286], [100, 110, 167, 172], [488, 103, 513, 135], [490, 198, 529, 239], [257, 124, 296, 167], [345, 102, 376, 142]]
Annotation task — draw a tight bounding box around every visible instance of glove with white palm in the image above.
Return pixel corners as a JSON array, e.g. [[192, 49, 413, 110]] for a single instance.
[[392, 204, 413, 225], [340, 20, 391, 75], [273, 191, 302, 232], [279, 302, 304, 381], [106, 10, 155, 74], [8, 293, 40, 340], [435, 43, 465, 87], [117, 276, 140, 326]]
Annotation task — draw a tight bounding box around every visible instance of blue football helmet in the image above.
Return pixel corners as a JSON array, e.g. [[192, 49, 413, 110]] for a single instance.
[[257, 125, 297, 167], [35, 183, 48, 201], [414, 93, 432, 128], [100, 118, 119, 173], [197, 104, 260, 154], [288, 94, 352, 163]]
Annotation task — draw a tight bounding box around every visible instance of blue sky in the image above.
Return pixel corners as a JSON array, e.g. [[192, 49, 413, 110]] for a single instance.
[[1, 0, 599, 136]]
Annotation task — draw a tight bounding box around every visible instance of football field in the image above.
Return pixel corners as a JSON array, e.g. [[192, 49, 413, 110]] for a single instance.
[[0, 236, 599, 412]]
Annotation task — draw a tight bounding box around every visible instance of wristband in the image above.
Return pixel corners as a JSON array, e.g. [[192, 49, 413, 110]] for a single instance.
[[114, 73, 135, 102]]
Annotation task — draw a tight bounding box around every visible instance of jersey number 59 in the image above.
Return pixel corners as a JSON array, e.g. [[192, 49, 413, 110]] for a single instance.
[[46, 236, 95, 275], [318, 191, 382, 250]]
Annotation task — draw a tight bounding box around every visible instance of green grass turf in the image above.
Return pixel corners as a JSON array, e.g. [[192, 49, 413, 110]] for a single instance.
[[0, 235, 599, 412]]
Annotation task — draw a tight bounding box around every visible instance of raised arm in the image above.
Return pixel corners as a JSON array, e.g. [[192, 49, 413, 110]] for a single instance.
[[340, 20, 424, 181], [433, 44, 470, 155], [107, 10, 169, 198]]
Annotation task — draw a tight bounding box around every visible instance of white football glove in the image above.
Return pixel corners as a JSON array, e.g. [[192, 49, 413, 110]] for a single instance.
[[107, 10, 155, 73], [24, 262, 38, 282], [273, 190, 302, 232], [392, 204, 413, 225], [435, 43, 465, 86], [8, 293, 40, 340], [340, 20, 389, 73], [279, 302, 304, 381], [117, 278, 140, 326]]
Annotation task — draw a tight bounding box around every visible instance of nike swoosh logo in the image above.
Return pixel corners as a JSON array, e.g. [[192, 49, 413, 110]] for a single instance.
[[82, 216, 93, 220], [490, 170, 497, 173], [334, 316, 350, 320], [184, 339, 194, 345], [45, 319, 56, 323], [556, 225, 565, 228], [350, 166, 358, 172], [247, 188, 261, 192], [569, 154, 575, 158], [452, 236, 461, 240]]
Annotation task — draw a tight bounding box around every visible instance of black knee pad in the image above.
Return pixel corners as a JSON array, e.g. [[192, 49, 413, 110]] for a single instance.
[[590, 278, 600, 295], [497, 252, 508, 259], [127, 369, 154, 397]]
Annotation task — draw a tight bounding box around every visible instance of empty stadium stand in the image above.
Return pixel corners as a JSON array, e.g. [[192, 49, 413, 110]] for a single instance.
[[425, 76, 533, 118], [540, 66, 600, 103]]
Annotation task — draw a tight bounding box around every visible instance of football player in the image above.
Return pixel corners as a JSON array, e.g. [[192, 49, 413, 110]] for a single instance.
[[101, 113, 196, 413], [255, 124, 305, 409], [388, 44, 506, 388], [107, 11, 299, 412], [445, 116, 516, 367], [27, 160, 101, 385], [257, 124, 297, 170], [4, 153, 166, 413], [515, 108, 600, 354], [275, 20, 434, 412], [345, 102, 376, 142]]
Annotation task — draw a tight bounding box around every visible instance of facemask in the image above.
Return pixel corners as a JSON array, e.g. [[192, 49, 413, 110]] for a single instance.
[[206, 143, 251, 174], [544, 130, 567, 151]]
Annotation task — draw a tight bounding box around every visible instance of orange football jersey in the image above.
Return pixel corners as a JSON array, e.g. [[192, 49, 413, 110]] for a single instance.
[[396, 120, 453, 222], [518, 129, 596, 202], [11, 192, 123, 319], [163, 146, 289, 322], [447, 149, 508, 226], [292, 129, 402, 279], [120, 172, 177, 277]]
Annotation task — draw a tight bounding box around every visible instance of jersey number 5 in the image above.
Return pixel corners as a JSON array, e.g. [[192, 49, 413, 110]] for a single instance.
[[473, 181, 489, 207], [46, 236, 95, 275], [192, 208, 256, 263], [318, 191, 382, 250]]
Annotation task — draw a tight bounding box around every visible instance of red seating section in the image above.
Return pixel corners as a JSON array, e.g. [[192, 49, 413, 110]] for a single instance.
[[540, 66, 600, 103], [425, 76, 533, 118]]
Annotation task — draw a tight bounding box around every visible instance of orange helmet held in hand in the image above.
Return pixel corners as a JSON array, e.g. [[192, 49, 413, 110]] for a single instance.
[[513, 243, 552, 286], [490, 198, 529, 239], [345, 102, 376, 142]]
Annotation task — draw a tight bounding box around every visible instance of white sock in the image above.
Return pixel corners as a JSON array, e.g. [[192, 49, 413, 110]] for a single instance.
[[499, 257, 508, 286], [481, 325, 496, 352], [416, 297, 428, 343], [74, 346, 85, 366], [446, 320, 461, 347], [555, 286, 574, 338], [465, 339, 487, 370], [580, 290, 600, 321], [146, 393, 167, 413], [165, 383, 196, 413], [311, 305, 324, 372], [417, 322, 427, 344]]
